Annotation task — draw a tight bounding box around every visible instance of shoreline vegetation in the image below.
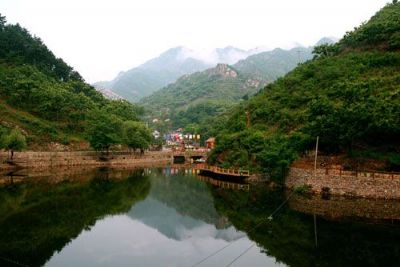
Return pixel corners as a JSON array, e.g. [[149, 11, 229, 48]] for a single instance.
[[0, 3, 399, 203], [2, 149, 400, 200]]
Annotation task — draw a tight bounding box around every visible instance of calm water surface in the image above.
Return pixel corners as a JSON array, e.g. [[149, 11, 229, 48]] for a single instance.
[[1, 166, 400, 267]]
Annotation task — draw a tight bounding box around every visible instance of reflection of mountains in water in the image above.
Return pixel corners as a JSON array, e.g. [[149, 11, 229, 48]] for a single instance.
[[289, 194, 400, 223], [128, 197, 245, 241], [128, 170, 247, 241], [147, 169, 223, 224]]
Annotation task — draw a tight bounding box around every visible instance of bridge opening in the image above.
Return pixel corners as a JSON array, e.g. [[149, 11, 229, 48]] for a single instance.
[[173, 155, 185, 164]]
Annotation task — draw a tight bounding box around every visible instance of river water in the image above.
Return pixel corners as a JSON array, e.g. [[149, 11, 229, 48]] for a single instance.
[[1, 166, 400, 267]]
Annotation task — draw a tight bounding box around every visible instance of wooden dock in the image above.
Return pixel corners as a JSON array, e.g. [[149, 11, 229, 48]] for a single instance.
[[197, 175, 250, 190], [197, 165, 250, 179]]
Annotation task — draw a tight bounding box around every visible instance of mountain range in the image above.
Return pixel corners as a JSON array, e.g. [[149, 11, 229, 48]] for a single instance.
[[96, 38, 335, 108], [93, 46, 264, 102], [139, 39, 339, 130]]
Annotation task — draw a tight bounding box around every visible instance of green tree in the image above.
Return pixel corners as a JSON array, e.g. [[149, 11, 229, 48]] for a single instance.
[[122, 121, 152, 153], [312, 44, 339, 59], [86, 112, 123, 152], [3, 129, 27, 160], [0, 13, 6, 29], [0, 126, 7, 149]]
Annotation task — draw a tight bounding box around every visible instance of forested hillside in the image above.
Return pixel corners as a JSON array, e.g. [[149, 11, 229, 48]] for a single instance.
[[208, 2, 400, 180], [0, 14, 148, 150], [140, 44, 317, 132]]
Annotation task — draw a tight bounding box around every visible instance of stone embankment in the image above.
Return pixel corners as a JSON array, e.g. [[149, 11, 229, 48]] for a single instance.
[[286, 166, 400, 199], [0, 150, 207, 170], [288, 193, 400, 222]]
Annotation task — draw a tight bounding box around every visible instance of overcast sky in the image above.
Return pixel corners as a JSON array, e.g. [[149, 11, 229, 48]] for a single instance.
[[0, 0, 390, 83]]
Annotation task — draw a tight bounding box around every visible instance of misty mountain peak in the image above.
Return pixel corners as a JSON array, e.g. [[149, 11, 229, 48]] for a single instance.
[[315, 37, 339, 46]]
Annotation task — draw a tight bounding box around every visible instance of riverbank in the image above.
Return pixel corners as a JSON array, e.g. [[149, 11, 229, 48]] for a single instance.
[[286, 159, 400, 200], [0, 150, 207, 170]]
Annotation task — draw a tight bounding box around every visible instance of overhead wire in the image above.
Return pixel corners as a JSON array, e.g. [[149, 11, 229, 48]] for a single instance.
[[191, 190, 296, 267], [225, 243, 256, 267]]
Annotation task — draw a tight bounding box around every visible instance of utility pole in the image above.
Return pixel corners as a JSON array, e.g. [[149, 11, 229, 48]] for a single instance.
[[245, 111, 250, 128], [314, 136, 319, 179]]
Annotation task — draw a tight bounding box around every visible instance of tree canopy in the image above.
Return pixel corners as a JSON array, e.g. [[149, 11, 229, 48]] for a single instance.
[[1, 129, 27, 159], [208, 2, 400, 180], [122, 121, 152, 150], [0, 14, 146, 148]]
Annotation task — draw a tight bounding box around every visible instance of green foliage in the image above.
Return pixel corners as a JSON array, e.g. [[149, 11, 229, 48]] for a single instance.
[[235, 47, 313, 80], [313, 44, 340, 59], [141, 47, 314, 132], [0, 126, 7, 149], [0, 169, 150, 267], [141, 65, 258, 112], [339, 2, 400, 51], [0, 15, 144, 147], [102, 99, 144, 121], [0, 18, 82, 82], [0, 13, 5, 29], [211, 186, 400, 267], [293, 184, 313, 195], [3, 128, 26, 152], [95, 47, 211, 102], [171, 100, 233, 129], [210, 3, 400, 180], [122, 121, 152, 150], [85, 112, 123, 151], [140, 64, 260, 136], [146, 170, 222, 225]]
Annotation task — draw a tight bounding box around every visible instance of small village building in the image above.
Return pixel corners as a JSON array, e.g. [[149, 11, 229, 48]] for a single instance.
[[206, 137, 216, 149], [152, 130, 160, 139]]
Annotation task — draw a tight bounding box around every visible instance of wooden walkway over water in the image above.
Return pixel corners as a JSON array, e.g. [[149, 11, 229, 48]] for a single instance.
[[197, 165, 250, 179]]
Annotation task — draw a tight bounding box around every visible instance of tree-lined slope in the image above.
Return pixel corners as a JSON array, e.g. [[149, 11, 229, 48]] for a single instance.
[[209, 2, 400, 179], [0, 15, 143, 148]]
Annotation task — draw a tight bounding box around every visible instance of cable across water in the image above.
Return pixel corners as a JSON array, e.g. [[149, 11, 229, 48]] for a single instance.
[[191, 190, 295, 266]]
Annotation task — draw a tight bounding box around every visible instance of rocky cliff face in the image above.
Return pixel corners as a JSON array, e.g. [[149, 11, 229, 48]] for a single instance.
[[208, 64, 238, 78]]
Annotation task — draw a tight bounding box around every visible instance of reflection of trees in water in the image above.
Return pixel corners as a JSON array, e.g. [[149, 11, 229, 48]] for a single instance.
[[146, 168, 226, 227], [210, 186, 400, 267], [197, 175, 250, 191], [0, 168, 150, 267]]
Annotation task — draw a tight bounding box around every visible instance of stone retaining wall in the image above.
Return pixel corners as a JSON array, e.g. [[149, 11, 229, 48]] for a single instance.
[[0, 151, 174, 170], [286, 167, 400, 199]]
